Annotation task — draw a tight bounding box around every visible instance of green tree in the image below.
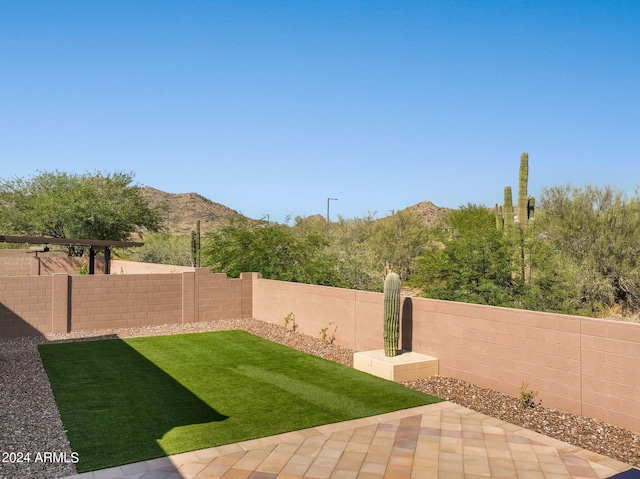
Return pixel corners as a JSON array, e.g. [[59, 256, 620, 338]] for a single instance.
[[291, 214, 327, 237], [202, 219, 340, 285], [327, 213, 381, 291], [515, 232, 577, 313], [292, 210, 432, 291], [0, 171, 161, 255], [132, 233, 193, 266], [410, 204, 516, 305], [537, 185, 640, 314], [411, 203, 576, 313], [366, 210, 431, 281]]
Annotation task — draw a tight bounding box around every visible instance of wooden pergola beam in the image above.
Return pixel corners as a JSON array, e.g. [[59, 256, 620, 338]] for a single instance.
[[0, 235, 144, 274]]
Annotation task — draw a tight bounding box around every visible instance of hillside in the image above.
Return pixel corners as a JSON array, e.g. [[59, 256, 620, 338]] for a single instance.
[[140, 187, 248, 235], [402, 201, 451, 227], [141, 187, 451, 235]]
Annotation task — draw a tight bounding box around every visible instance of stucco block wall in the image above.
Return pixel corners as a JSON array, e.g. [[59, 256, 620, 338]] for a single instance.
[[253, 280, 587, 412], [406, 299, 584, 415], [1, 270, 638, 435], [40, 257, 106, 275], [580, 319, 640, 434], [253, 279, 359, 345], [195, 270, 250, 322], [251, 277, 640, 434], [0, 269, 255, 337], [69, 273, 184, 331], [0, 250, 105, 276], [0, 275, 52, 336], [0, 250, 40, 276], [0, 251, 195, 276], [111, 260, 195, 275]]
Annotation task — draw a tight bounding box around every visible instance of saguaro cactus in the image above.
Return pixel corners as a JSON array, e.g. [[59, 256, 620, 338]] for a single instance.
[[503, 186, 514, 231], [196, 219, 201, 267], [494, 203, 504, 231], [496, 153, 536, 282], [518, 153, 529, 229], [383, 271, 401, 357], [497, 154, 535, 231], [191, 219, 202, 267]]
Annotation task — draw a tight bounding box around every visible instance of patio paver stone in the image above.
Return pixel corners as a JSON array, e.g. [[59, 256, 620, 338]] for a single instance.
[[62, 401, 636, 479]]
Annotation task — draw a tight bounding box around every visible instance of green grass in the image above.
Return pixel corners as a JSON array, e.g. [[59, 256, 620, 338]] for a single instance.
[[38, 330, 442, 472]]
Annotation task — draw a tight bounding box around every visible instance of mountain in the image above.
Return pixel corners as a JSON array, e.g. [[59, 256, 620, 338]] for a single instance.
[[141, 187, 451, 235], [140, 187, 248, 235], [402, 201, 451, 227]]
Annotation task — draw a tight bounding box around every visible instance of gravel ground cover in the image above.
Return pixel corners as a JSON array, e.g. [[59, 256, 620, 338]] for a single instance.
[[1, 318, 639, 479]]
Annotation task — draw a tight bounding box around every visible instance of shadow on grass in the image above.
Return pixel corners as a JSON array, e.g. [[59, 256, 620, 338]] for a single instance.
[[38, 330, 443, 474], [38, 337, 227, 473]]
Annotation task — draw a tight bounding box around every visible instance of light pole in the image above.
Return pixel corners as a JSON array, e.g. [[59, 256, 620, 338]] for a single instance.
[[327, 198, 338, 232]]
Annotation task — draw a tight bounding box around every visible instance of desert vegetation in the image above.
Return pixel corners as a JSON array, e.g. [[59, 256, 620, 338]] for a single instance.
[[136, 187, 640, 318], [0, 171, 161, 256], [2, 169, 640, 319]]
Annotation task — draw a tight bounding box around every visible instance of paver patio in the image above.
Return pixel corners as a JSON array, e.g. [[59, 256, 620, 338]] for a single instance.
[[62, 401, 636, 479]]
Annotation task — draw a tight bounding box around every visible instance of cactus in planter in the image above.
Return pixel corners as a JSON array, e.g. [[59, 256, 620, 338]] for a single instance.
[[383, 271, 401, 357]]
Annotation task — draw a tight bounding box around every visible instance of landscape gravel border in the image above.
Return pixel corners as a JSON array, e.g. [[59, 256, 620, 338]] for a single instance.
[[1, 318, 638, 479]]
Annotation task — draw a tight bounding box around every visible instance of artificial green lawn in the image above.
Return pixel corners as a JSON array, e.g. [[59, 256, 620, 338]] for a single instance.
[[38, 330, 442, 472]]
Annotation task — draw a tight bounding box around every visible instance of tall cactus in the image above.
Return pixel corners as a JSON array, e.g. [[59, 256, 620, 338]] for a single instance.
[[494, 203, 503, 231], [191, 219, 202, 267], [518, 152, 529, 229], [503, 186, 514, 230], [383, 271, 401, 357], [191, 230, 197, 266], [496, 153, 535, 282], [196, 219, 201, 267]]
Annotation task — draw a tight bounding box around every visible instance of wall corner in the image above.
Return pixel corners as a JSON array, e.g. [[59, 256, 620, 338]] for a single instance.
[[239, 272, 261, 318], [51, 274, 70, 333]]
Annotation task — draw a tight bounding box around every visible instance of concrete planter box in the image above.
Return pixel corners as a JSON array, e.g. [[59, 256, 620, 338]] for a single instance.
[[353, 350, 439, 382]]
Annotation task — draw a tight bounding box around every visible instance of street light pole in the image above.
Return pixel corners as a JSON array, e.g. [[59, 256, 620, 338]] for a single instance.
[[327, 198, 338, 232]]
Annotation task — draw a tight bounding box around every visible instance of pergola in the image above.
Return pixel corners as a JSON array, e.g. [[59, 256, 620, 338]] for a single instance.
[[0, 235, 144, 274]]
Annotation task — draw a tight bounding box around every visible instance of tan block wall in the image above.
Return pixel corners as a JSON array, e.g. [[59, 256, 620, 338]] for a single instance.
[[0, 250, 40, 276], [40, 256, 106, 275], [580, 319, 640, 435], [0, 275, 52, 336], [111, 260, 195, 275], [0, 269, 252, 338], [195, 270, 255, 322], [0, 249, 112, 276], [51, 274, 70, 334], [69, 273, 184, 331], [253, 278, 359, 344], [251, 277, 640, 434], [252, 279, 406, 351], [1, 270, 638, 435], [406, 299, 584, 416], [0, 251, 193, 276]]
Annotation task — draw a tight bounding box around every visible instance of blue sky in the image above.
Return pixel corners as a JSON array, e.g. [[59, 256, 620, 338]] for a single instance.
[[2, 1, 639, 224]]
